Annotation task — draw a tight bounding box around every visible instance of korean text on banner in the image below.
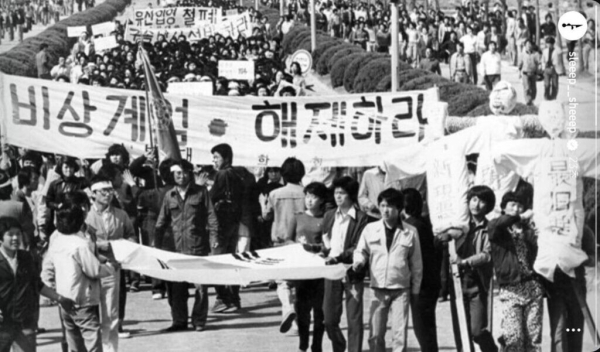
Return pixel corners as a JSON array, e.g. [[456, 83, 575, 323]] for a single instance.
[[67, 26, 87, 37], [91, 21, 116, 36], [131, 7, 221, 28], [0, 72, 437, 167], [125, 13, 252, 43], [218, 60, 255, 80]]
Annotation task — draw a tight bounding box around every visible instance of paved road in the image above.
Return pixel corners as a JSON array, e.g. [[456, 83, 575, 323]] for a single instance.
[[2, 4, 599, 352], [35, 267, 600, 352]]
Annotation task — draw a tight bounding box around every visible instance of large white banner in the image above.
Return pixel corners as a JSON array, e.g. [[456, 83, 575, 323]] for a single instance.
[[0, 72, 436, 167], [125, 13, 252, 42], [130, 7, 221, 28], [111, 240, 348, 285]]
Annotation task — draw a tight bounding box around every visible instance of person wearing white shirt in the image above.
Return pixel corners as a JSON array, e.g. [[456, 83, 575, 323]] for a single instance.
[[480, 41, 502, 90], [42, 200, 114, 352], [358, 167, 385, 221], [321, 176, 369, 352], [460, 25, 479, 84]]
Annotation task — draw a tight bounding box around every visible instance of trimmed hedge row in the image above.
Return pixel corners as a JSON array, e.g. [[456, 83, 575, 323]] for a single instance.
[[316, 43, 355, 75], [343, 53, 388, 92], [353, 57, 391, 93], [0, 0, 131, 77], [330, 52, 366, 88]]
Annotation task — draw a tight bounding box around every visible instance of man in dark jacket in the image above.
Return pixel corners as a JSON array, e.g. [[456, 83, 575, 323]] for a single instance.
[[208, 143, 244, 313], [321, 176, 369, 352], [401, 188, 441, 352], [155, 159, 219, 332]]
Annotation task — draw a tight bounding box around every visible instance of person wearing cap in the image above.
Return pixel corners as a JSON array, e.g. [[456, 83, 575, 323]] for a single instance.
[[154, 159, 218, 332], [86, 176, 136, 351], [540, 36, 563, 101]]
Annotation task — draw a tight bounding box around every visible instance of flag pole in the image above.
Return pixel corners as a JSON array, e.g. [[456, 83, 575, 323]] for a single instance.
[[139, 42, 160, 191]]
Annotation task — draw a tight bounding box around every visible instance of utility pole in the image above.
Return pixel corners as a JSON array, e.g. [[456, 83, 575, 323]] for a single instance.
[[391, 1, 399, 91], [310, 0, 316, 51]]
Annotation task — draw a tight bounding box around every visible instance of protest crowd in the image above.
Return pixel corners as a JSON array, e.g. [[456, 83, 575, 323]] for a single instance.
[[0, 0, 598, 351]]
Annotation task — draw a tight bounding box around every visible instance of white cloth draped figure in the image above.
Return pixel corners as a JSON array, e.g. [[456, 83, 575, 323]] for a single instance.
[[491, 101, 598, 281], [382, 81, 534, 234]]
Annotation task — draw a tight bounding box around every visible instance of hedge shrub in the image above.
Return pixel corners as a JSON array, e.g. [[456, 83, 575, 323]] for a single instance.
[[312, 37, 344, 64], [282, 27, 309, 55], [353, 57, 391, 93], [296, 33, 331, 54], [330, 52, 367, 88], [316, 43, 355, 75], [465, 102, 539, 117], [400, 75, 450, 91], [375, 75, 391, 92], [327, 45, 363, 71], [397, 69, 433, 88], [343, 53, 387, 92]]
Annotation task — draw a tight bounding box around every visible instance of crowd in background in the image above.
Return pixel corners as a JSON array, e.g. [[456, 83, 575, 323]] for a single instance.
[[34, 1, 313, 97]]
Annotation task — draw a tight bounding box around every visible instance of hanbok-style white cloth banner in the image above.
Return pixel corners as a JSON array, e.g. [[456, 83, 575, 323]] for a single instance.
[[130, 7, 221, 28], [111, 240, 348, 285], [0, 72, 437, 167]]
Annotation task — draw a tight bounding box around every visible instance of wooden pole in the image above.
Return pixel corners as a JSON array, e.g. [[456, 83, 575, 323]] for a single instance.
[[391, 2, 399, 92]]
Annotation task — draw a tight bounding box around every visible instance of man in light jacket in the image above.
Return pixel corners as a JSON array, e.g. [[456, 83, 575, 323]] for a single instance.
[[353, 188, 422, 352], [42, 199, 115, 352]]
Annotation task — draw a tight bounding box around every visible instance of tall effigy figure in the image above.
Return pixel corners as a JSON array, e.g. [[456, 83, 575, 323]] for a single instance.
[[491, 101, 598, 352], [382, 81, 534, 234]]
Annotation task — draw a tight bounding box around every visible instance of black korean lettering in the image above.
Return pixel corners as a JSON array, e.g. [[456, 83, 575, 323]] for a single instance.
[[57, 91, 97, 138], [390, 96, 416, 138], [253, 101, 281, 143], [303, 102, 331, 144], [104, 95, 128, 136], [175, 99, 188, 128], [10, 84, 36, 126], [351, 96, 384, 144], [281, 102, 297, 148], [42, 86, 50, 130], [172, 99, 188, 147], [330, 101, 346, 147], [139, 96, 147, 142], [156, 17, 166, 26], [124, 97, 141, 141]]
